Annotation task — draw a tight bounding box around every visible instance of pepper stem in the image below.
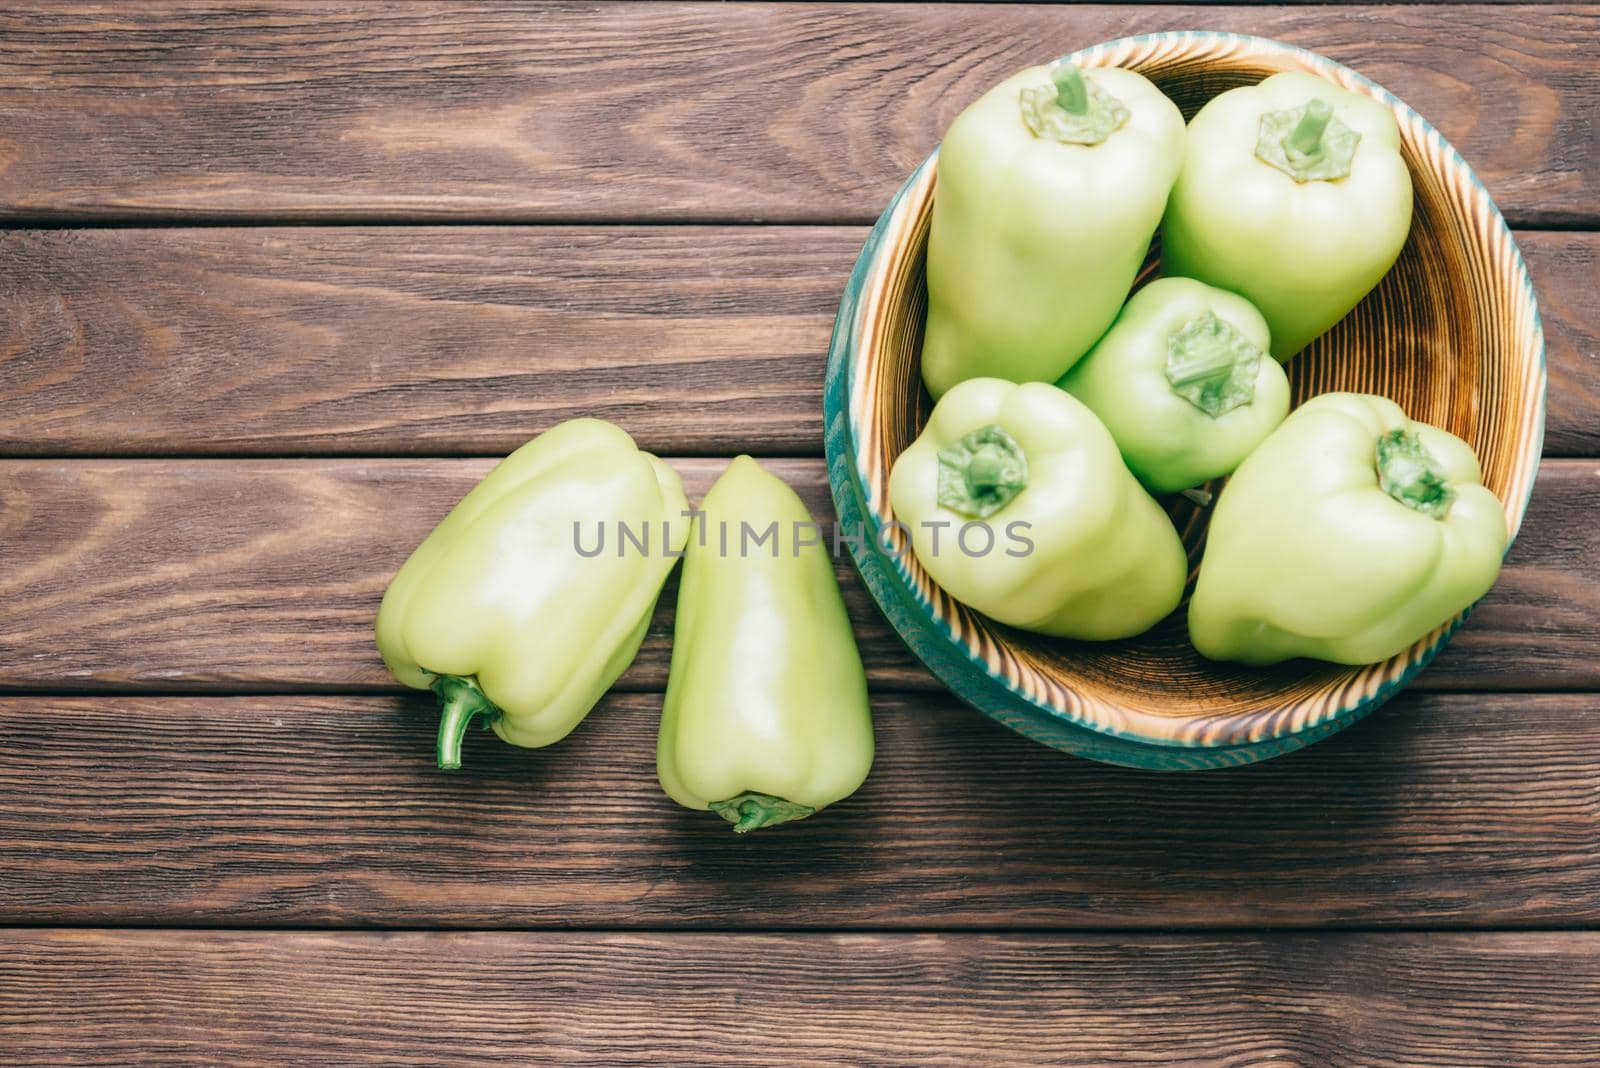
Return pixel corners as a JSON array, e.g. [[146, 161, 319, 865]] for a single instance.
[[1053, 63, 1089, 115], [966, 444, 1011, 492], [1287, 98, 1333, 156], [1376, 428, 1457, 519], [1019, 60, 1129, 145], [708, 792, 817, 834], [1255, 98, 1360, 182], [936, 425, 1029, 519], [1166, 347, 1241, 387], [431, 675, 502, 770], [1164, 312, 1263, 419]]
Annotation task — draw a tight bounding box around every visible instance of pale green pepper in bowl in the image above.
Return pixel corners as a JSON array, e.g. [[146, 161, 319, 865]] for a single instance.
[[1058, 277, 1290, 494], [1162, 71, 1414, 361], [889, 379, 1187, 640], [922, 61, 1185, 398], [1189, 393, 1508, 665]]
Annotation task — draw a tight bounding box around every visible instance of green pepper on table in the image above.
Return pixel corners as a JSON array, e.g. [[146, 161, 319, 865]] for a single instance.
[[921, 60, 1186, 398], [889, 379, 1187, 640], [1058, 276, 1290, 494], [658, 457, 874, 833], [1189, 393, 1508, 665], [376, 418, 688, 768], [1161, 71, 1414, 361]]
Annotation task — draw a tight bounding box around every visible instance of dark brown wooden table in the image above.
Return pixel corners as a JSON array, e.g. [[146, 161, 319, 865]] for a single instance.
[[1, 3, 1597, 1063]]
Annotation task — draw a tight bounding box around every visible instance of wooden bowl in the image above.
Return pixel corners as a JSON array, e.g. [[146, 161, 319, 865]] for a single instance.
[[823, 33, 1546, 769]]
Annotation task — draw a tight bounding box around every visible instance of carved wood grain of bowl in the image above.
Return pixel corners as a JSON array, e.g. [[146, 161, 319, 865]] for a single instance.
[[823, 33, 1546, 769]]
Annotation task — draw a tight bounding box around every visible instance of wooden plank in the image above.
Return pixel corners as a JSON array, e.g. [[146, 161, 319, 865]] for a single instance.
[[1, 691, 1597, 928], [0, 226, 853, 457], [2, 930, 1597, 1065], [0, 457, 914, 689], [1, 458, 1594, 692], [0, 4, 1592, 226], [1535, 231, 1600, 455], [1, 228, 1594, 457]]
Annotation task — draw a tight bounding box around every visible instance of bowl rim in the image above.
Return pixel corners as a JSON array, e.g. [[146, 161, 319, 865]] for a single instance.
[[824, 31, 1548, 762]]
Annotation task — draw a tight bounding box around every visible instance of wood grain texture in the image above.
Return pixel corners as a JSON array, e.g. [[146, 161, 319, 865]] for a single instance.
[[2, 691, 1598, 928], [1, 458, 1594, 692], [1, 227, 1593, 457], [0, 4, 1593, 226], [0, 226, 855, 457], [2, 929, 1598, 1066], [0, 6, 1592, 1060], [1537, 230, 1600, 455]]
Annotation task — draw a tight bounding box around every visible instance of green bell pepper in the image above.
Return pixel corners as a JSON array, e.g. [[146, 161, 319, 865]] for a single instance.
[[1189, 393, 1508, 665], [1057, 277, 1290, 494], [658, 457, 874, 833], [922, 61, 1186, 398], [889, 379, 1187, 639], [376, 418, 689, 768], [1161, 71, 1414, 361]]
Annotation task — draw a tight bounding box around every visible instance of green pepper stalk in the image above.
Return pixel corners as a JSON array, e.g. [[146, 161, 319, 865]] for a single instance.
[[1288, 99, 1332, 153], [1164, 311, 1262, 419], [1376, 428, 1457, 519], [432, 676, 501, 771], [1189, 393, 1507, 666], [1019, 61, 1131, 146], [1054, 63, 1089, 114], [936, 425, 1029, 518], [658, 457, 874, 833], [709, 793, 819, 834], [1255, 96, 1362, 182], [376, 418, 689, 769]]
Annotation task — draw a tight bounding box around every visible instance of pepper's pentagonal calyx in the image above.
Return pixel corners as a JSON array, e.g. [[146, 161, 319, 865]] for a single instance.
[[1255, 97, 1361, 181], [1164, 311, 1264, 418], [431, 675, 502, 770], [1019, 61, 1130, 145], [1376, 428, 1457, 519], [708, 792, 817, 834], [936, 424, 1029, 518]]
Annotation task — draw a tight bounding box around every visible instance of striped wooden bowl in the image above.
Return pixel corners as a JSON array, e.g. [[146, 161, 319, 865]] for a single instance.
[[823, 33, 1546, 769]]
